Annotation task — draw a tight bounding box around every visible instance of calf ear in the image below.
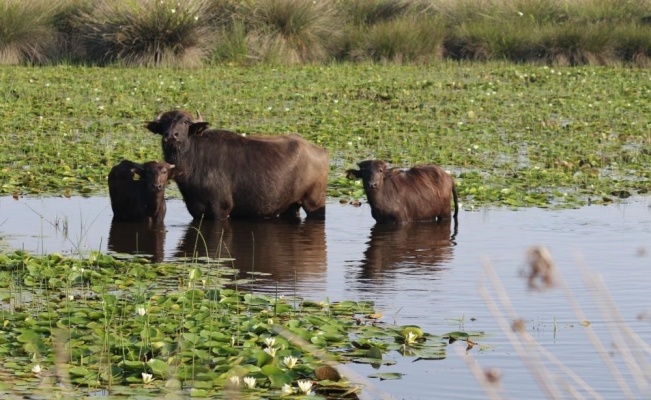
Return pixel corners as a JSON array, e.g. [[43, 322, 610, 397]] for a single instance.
[[189, 122, 209, 136], [146, 121, 162, 135], [346, 169, 361, 180], [130, 166, 144, 181]]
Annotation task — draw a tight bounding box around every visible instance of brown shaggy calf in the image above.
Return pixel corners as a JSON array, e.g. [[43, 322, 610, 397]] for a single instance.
[[347, 159, 458, 223], [108, 160, 175, 224], [146, 110, 328, 220]]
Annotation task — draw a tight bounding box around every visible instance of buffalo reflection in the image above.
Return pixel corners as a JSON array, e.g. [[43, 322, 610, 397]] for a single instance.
[[358, 219, 458, 282], [107, 221, 167, 262], [175, 218, 327, 283]]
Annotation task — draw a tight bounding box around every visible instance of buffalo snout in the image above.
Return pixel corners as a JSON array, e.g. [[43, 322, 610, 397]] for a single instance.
[[163, 131, 180, 143]]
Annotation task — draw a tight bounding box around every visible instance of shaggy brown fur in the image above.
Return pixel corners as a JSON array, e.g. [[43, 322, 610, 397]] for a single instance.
[[108, 160, 175, 224], [147, 110, 328, 220], [347, 159, 458, 223]]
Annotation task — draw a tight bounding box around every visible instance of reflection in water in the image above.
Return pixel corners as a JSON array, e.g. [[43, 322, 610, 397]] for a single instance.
[[107, 221, 167, 262], [357, 219, 458, 284], [175, 218, 327, 284]]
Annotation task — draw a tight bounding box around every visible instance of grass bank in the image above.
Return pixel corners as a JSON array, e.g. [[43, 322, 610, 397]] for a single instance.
[[2, 0, 651, 66], [1, 63, 650, 208]]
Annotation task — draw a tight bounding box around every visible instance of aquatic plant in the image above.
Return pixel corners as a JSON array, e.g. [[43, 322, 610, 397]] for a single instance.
[[1, 63, 649, 209], [0, 250, 482, 397]]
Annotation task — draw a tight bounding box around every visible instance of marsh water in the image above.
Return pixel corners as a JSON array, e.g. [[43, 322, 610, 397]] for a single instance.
[[1, 195, 651, 399]]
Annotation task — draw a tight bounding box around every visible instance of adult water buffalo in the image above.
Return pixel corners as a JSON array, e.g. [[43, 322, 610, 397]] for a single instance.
[[347, 159, 458, 223], [108, 160, 175, 224], [146, 110, 328, 220]]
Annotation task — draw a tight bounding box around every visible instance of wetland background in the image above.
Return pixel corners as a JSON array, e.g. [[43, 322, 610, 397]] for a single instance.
[[2, 3, 651, 394]]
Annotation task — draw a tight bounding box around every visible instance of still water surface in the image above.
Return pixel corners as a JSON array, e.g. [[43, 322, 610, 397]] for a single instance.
[[1, 196, 650, 399]]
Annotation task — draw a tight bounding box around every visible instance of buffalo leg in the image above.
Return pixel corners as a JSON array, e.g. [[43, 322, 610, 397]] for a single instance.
[[280, 203, 301, 219], [304, 205, 326, 220]]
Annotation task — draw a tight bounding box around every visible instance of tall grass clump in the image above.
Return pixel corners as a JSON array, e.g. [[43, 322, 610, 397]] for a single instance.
[[539, 22, 617, 66], [205, 0, 248, 64], [51, 0, 93, 63], [612, 23, 651, 66], [352, 14, 446, 63], [76, 0, 217, 67], [565, 0, 651, 23], [237, 0, 343, 65], [0, 0, 62, 65], [445, 19, 545, 62], [342, 0, 443, 63], [340, 0, 415, 27]]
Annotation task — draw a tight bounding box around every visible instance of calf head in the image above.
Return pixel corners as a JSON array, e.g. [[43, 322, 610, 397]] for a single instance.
[[346, 160, 388, 191], [137, 161, 175, 192], [146, 110, 209, 162]]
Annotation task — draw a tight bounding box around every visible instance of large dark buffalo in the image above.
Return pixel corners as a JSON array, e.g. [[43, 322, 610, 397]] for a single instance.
[[108, 160, 175, 224], [146, 110, 329, 220], [347, 159, 458, 223]]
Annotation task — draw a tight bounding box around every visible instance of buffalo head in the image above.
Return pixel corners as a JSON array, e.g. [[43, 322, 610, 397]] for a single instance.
[[146, 110, 209, 162], [346, 159, 388, 191], [128, 161, 174, 192], [140, 161, 175, 192]]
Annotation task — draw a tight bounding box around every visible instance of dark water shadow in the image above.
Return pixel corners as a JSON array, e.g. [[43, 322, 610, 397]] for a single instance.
[[174, 218, 327, 283], [356, 219, 458, 285], [107, 221, 167, 262]]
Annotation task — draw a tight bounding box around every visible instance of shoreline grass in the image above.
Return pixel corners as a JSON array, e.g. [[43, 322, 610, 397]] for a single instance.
[[2, 0, 651, 66]]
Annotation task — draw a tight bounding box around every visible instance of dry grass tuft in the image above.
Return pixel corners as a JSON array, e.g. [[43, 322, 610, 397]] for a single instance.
[[76, 0, 217, 67], [238, 0, 343, 65], [0, 0, 62, 65]]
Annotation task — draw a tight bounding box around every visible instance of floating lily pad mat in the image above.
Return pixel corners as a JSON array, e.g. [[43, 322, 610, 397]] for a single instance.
[[0, 250, 482, 398]]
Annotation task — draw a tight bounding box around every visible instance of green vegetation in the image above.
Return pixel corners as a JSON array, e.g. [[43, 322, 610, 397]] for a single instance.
[[0, 250, 483, 397], [3, 0, 651, 66], [1, 63, 650, 208]]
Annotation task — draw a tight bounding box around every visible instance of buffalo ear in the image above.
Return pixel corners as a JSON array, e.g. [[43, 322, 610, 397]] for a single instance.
[[146, 121, 162, 135], [189, 122, 209, 136], [167, 164, 176, 178], [346, 169, 361, 180], [130, 166, 144, 181]]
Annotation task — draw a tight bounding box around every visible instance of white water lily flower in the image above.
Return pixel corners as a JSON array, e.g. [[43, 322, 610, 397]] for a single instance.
[[264, 337, 276, 348], [283, 356, 297, 369], [264, 346, 277, 357], [297, 380, 313, 395], [32, 364, 42, 373], [405, 332, 418, 345], [281, 383, 294, 395], [229, 376, 240, 386], [141, 372, 154, 384], [243, 376, 256, 389]]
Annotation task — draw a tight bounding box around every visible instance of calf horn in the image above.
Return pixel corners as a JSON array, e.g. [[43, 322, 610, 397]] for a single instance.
[[195, 110, 203, 122]]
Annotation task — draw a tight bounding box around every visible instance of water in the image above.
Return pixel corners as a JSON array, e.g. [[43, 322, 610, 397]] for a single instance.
[[1, 195, 651, 399]]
